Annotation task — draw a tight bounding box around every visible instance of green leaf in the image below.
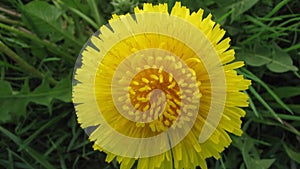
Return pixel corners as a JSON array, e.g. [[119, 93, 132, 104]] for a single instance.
[[21, 1, 64, 42], [248, 159, 276, 169], [0, 78, 71, 123], [62, 0, 89, 14], [283, 144, 300, 164], [216, 0, 259, 22], [266, 86, 300, 99], [238, 44, 272, 67], [231, 0, 259, 22], [262, 86, 300, 100], [20, 1, 81, 46], [266, 45, 298, 73], [235, 135, 276, 169]]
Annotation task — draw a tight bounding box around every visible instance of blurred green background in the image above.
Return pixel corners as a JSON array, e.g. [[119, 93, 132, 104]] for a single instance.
[[0, 0, 299, 168]]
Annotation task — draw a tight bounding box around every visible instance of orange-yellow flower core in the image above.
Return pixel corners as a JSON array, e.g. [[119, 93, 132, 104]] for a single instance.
[[129, 67, 180, 132], [116, 54, 201, 133]]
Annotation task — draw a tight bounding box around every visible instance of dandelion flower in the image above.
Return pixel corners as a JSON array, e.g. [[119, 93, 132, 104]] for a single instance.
[[73, 2, 251, 169]]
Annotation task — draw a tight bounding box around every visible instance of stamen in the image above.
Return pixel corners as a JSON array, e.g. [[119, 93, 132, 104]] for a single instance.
[[150, 74, 159, 80], [143, 104, 150, 111], [159, 74, 164, 83], [132, 81, 139, 85], [142, 78, 149, 83], [138, 85, 151, 92]]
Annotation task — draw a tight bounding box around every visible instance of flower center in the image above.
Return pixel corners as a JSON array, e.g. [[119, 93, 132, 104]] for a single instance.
[[107, 48, 202, 135], [110, 53, 201, 133], [128, 68, 181, 132]]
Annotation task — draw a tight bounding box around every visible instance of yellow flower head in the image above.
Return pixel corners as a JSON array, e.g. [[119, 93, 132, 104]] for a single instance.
[[73, 2, 251, 169]]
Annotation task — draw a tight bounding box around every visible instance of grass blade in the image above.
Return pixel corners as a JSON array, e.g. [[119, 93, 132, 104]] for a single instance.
[[248, 86, 283, 124], [0, 126, 56, 169], [240, 68, 293, 114]]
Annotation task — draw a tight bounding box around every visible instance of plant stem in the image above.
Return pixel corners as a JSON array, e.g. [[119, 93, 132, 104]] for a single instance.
[[88, 0, 106, 26], [0, 40, 58, 85], [0, 14, 23, 25], [0, 23, 74, 64], [0, 6, 21, 17]]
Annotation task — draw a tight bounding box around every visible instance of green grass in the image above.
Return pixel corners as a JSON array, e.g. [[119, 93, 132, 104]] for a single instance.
[[0, 0, 299, 168]]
